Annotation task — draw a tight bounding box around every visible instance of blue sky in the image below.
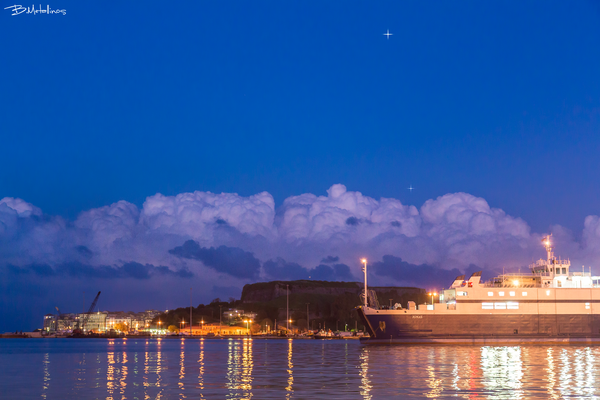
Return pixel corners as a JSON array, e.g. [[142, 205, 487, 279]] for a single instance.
[[1, 1, 600, 331], [2, 1, 599, 231]]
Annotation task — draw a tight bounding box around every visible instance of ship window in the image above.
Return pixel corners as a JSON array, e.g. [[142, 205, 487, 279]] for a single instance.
[[546, 290, 551, 296], [507, 302, 519, 309], [522, 292, 528, 296], [495, 302, 507, 309], [562, 268, 567, 274], [487, 292, 494, 296], [482, 303, 494, 310], [586, 303, 591, 310], [499, 291, 505, 296], [509, 291, 515, 296], [457, 291, 467, 296]]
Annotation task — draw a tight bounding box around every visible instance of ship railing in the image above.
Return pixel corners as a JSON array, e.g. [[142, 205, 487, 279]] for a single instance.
[[497, 272, 533, 277], [572, 272, 592, 277]]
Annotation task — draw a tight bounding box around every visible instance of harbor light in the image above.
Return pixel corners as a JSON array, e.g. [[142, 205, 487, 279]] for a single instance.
[[429, 292, 438, 305], [513, 280, 519, 286], [361, 258, 368, 308]]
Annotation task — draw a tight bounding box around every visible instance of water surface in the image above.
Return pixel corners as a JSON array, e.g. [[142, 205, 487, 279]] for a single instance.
[[1, 338, 598, 399]]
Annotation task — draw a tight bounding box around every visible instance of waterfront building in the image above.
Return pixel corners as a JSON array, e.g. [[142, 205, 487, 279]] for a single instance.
[[77, 312, 107, 332], [57, 314, 77, 331], [43, 314, 56, 332], [184, 323, 251, 336]]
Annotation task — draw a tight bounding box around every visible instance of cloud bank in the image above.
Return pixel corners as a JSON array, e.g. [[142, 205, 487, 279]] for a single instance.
[[2, 184, 600, 289]]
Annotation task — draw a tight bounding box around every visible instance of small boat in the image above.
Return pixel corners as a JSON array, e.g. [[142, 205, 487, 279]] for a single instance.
[[314, 330, 335, 339]]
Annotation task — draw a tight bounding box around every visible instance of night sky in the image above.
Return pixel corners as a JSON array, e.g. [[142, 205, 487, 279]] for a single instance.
[[1, 1, 600, 332]]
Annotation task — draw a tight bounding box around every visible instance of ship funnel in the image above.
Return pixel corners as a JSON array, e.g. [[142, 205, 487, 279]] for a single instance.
[[467, 271, 482, 286], [450, 275, 465, 288]]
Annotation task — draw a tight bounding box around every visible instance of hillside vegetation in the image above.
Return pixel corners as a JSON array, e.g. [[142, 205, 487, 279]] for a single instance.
[[154, 280, 427, 331]]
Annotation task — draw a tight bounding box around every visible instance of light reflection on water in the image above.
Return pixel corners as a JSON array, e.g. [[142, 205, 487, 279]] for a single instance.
[[3, 339, 600, 399]]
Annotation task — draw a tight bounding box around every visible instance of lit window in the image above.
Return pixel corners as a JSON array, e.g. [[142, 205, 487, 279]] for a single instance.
[[427, 305, 434, 310], [546, 290, 551, 296], [509, 291, 515, 296], [482, 303, 494, 310], [488, 292, 494, 296], [495, 302, 507, 309], [586, 303, 591, 310], [458, 291, 468, 296], [522, 292, 528, 296], [507, 302, 519, 310], [499, 291, 505, 296]]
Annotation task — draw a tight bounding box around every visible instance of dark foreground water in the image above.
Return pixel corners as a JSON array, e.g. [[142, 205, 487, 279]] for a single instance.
[[1, 338, 599, 399]]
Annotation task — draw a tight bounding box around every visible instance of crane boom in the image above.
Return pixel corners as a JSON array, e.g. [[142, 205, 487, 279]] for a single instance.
[[80, 291, 101, 331]]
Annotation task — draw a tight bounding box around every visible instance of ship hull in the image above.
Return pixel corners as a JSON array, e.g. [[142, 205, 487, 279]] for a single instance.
[[359, 336, 600, 345], [357, 308, 600, 345]]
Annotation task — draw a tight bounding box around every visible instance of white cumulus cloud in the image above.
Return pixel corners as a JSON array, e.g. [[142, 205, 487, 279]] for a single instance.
[[1, 185, 599, 284]]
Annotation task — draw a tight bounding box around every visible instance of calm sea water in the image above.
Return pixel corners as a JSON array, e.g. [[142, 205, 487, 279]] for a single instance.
[[1, 338, 599, 399]]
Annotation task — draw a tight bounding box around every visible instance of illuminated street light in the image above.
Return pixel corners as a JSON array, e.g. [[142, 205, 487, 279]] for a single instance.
[[361, 259, 368, 308], [429, 292, 438, 305], [513, 280, 519, 287]]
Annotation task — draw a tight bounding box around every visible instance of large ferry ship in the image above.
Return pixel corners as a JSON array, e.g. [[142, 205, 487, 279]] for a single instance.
[[357, 235, 600, 345]]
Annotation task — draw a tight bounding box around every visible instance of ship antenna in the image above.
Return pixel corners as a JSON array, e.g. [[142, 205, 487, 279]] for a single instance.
[[543, 234, 554, 262], [361, 258, 368, 308]]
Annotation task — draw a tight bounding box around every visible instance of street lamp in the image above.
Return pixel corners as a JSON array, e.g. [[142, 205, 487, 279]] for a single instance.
[[219, 305, 222, 336], [158, 320, 162, 335], [361, 259, 368, 308], [428, 292, 438, 305]]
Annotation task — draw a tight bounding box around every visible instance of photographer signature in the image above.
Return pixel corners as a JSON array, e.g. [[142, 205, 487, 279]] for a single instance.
[[4, 5, 66, 16]]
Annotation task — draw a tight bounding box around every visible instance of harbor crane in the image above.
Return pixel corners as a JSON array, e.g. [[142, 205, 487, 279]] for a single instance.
[[78, 291, 101, 332]]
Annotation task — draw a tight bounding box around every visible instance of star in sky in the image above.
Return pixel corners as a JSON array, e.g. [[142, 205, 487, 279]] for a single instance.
[[383, 29, 393, 40], [408, 185, 414, 192]]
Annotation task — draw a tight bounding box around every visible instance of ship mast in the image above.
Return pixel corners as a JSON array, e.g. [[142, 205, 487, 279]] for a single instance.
[[543, 234, 554, 263]]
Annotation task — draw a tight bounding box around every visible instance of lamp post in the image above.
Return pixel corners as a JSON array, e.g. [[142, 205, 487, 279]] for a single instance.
[[219, 305, 222, 336], [158, 320, 162, 335], [286, 284, 289, 333], [361, 259, 368, 308], [306, 303, 310, 333], [429, 292, 438, 305]]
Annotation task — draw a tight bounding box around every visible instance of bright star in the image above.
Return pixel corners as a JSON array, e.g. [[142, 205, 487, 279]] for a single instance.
[[383, 29, 393, 40], [408, 185, 414, 192]]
